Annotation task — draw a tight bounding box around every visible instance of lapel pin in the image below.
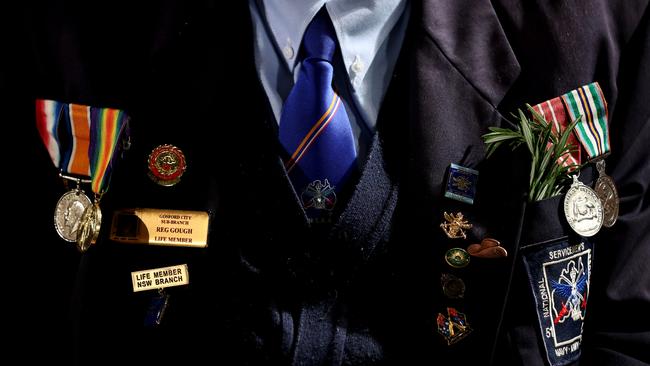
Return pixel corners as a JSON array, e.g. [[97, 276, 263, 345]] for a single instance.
[[445, 248, 471, 268], [440, 212, 472, 239], [444, 163, 479, 204], [467, 237, 508, 258], [436, 307, 473, 345], [148, 144, 187, 187]]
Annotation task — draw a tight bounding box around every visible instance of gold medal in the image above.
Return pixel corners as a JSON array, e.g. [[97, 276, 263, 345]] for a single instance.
[[76, 201, 102, 253]]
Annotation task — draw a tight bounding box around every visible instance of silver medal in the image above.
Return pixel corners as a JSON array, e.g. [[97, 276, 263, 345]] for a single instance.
[[54, 190, 92, 242], [564, 175, 603, 237], [594, 160, 619, 227]]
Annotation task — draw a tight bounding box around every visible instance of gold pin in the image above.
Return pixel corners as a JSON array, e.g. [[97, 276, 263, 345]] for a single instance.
[[440, 212, 472, 239]]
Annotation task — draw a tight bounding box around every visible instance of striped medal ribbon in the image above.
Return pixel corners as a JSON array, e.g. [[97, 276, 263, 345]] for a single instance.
[[36, 99, 130, 250], [77, 106, 130, 252], [37, 100, 93, 243], [561, 82, 618, 228], [531, 96, 581, 171]]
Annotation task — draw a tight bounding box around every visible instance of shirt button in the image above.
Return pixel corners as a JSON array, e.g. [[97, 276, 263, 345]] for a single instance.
[[351, 56, 364, 74], [283, 45, 295, 60]]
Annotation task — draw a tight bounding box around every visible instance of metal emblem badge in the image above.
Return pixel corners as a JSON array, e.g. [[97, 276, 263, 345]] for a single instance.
[[301, 179, 337, 211], [436, 307, 472, 345], [444, 163, 479, 204], [148, 144, 187, 186], [441, 273, 466, 299], [564, 176, 603, 237], [467, 237, 508, 258], [440, 212, 472, 239], [594, 160, 619, 227], [54, 190, 92, 242], [445, 248, 470, 268]]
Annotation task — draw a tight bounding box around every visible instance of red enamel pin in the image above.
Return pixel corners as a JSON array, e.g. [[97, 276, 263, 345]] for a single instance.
[[148, 144, 187, 186]]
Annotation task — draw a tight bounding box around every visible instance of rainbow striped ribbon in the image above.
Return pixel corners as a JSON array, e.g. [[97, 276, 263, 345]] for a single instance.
[[532, 96, 581, 170], [89, 107, 129, 195], [36, 99, 129, 194], [561, 82, 610, 160]]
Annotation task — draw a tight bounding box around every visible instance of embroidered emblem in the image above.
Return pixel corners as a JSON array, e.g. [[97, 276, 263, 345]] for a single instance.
[[436, 307, 472, 345], [301, 179, 337, 211], [522, 239, 593, 366], [440, 212, 472, 239]]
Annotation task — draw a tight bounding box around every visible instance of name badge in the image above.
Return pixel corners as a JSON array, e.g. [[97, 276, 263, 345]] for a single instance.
[[110, 208, 209, 248], [132, 264, 189, 292]]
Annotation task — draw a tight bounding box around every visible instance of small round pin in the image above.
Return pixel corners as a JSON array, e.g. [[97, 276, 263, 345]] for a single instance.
[[147, 144, 187, 187]]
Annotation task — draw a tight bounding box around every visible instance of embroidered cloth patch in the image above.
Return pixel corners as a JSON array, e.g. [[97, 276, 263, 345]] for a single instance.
[[522, 239, 593, 366]]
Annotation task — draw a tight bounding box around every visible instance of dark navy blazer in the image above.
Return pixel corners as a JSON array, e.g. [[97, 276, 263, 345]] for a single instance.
[[8, 0, 650, 365]]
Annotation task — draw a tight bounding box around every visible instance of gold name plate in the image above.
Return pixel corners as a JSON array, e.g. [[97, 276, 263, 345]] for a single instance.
[[110, 208, 209, 248]]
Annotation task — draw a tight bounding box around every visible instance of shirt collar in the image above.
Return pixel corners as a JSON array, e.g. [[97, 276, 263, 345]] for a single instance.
[[260, 0, 408, 87]]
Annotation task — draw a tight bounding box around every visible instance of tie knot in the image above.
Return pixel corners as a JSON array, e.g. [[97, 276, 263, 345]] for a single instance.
[[302, 9, 337, 62]]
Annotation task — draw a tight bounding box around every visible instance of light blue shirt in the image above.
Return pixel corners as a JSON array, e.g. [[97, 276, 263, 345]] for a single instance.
[[249, 0, 410, 158]]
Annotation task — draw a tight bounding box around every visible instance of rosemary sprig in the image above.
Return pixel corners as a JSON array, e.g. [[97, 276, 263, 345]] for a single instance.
[[482, 104, 581, 202]]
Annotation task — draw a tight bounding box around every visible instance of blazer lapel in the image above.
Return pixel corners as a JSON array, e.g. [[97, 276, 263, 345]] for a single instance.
[[396, 1, 525, 363], [421, 0, 521, 108], [411, 0, 521, 195]]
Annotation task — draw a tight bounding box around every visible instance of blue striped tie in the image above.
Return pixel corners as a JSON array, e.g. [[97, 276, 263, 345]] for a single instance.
[[279, 10, 357, 218]]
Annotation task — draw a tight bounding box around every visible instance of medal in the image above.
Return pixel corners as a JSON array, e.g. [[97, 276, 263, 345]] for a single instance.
[[594, 160, 619, 227], [54, 187, 92, 242], [561, 82, 618, 231], [37, 101, 94, 243], [76, 200, 102, 253], [79, 107, 129, 251], [36, 99, 130, 252], [563, 175, 603, 237]]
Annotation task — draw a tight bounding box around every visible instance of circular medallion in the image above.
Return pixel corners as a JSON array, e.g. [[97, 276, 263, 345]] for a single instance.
[[445, 248, 470, 268], [76, 203, 102, 253], [563, 182, 603, 237], [594, 174, 619, 228], [148, 144, 186, 186], [441, 273, 466, 299], [54, 190, 92, 242]]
